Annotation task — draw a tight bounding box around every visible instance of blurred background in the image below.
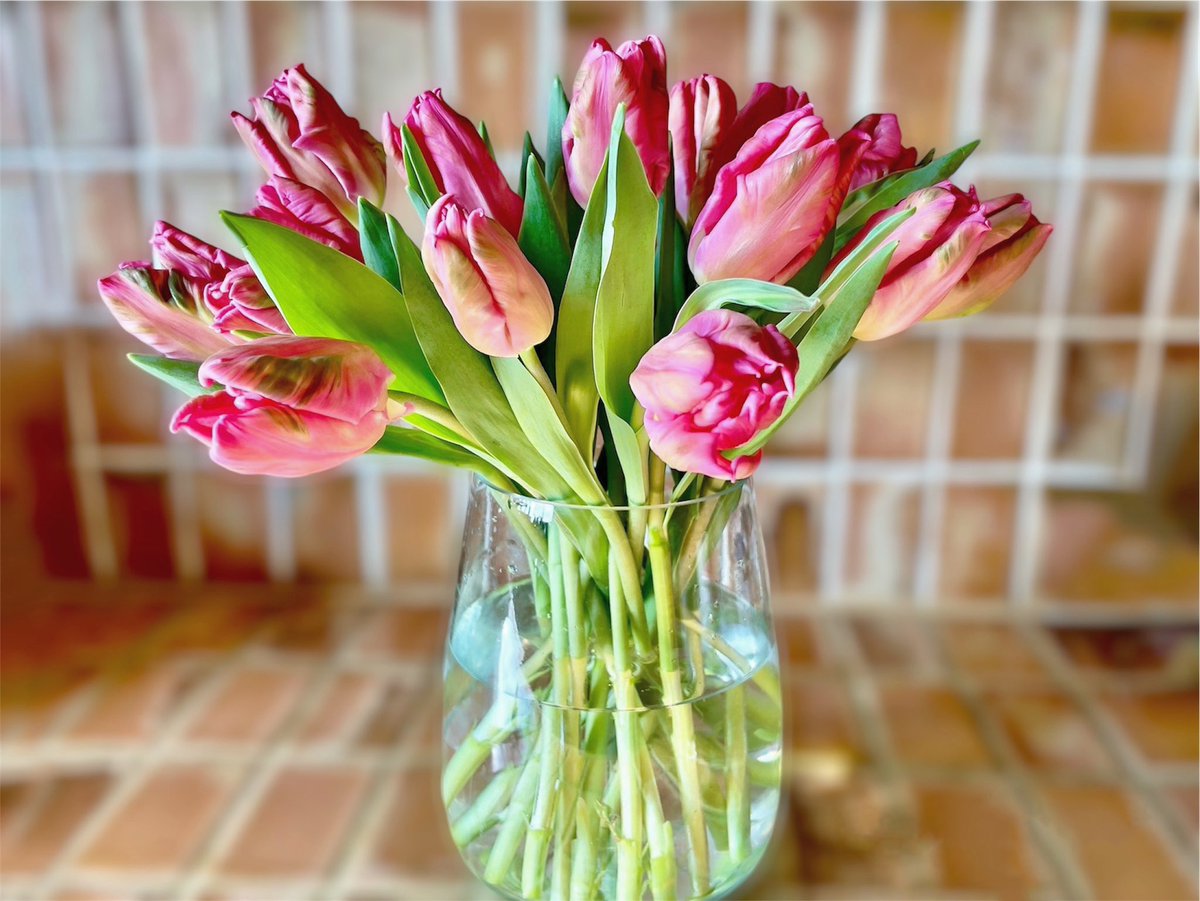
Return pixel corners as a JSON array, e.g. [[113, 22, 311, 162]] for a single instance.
[[1, 2, 1196, 900]]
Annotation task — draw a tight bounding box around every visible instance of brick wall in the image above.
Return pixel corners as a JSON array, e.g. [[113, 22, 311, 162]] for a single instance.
[[1, 1, 1196, 610]]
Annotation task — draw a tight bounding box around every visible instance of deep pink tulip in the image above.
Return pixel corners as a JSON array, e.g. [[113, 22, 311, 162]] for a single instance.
[[249, 176, 362, 260], [839, 113, 918, 193], [689, 105, 870, 284], [232, 64, 387, 220], [706, 82, 809, 178], [171, 336, 393, 477], [630, 309, 798, 480], [925, 193, 1052, 320], [383, 90, 523, 237], [669, 75, 736, 227], [562, 36, 670, 206], [150, 221, 289, 337], [98, 262, 237, 361], [421, 195, 553, 357], [829, 183, 992, 341]]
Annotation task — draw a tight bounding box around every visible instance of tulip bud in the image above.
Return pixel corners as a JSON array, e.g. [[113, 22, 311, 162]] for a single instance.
[[925, 194, 1052, 320], [98, 262, 237, 361], [830, 183, 992, 341], [669, 75, 736, 227], [421, 195, 554, 357], [631, 309, 798, 480], [706, 82, 809, 178], [249, 176, 362, 260], [689, 105, 870, 284], [231, 64, 387, 221], [171, 336, 393, 477], [148, 221, 289, 338], [382, 90, 523, 237], [562, 35, 670, 207], [840, 113, 918, 192]]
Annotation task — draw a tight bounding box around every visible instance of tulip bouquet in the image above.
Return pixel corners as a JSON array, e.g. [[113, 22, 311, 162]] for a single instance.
[[99, 35, 1048, 901]]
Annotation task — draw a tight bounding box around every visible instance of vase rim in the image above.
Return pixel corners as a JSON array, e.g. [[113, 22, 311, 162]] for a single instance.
[[477, 475, 748, 513]]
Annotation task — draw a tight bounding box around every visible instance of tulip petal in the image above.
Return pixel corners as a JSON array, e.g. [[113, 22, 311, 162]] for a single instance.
[[250, 176, 362, 259], [98, 265, 234, 361]]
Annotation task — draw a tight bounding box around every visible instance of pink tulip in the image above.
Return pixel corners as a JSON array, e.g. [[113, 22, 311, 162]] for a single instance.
[[706, 82, 809, 178], [232, 64, 387, 221], [383, 90, 523, 237], [98, 262, 236, 361], [669, 75, 736, 227], [249, 176, 362, 260], [839, 113, 918, 192], [925, 194, 1052, 320], [830, 183, 992, 341], [150, 221, 289, 337], [421, 195, 553, 357], [630, 309, 798, 480], [171, 336, 393, 477], [562, 36, 670, 206], [689, 104, 870, 284]]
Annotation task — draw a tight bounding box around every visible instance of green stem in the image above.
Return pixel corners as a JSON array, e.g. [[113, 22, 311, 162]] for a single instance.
[[450, 766, 519, 847], [484, 743, 543, 885], [607, 553, 644, 900], [725, 685, 750, 865]]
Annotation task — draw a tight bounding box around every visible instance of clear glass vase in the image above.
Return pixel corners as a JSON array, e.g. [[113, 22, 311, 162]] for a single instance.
[[442, 477, 783, 900]]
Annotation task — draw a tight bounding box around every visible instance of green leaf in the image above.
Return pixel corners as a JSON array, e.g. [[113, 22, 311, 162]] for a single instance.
[[518, 154, 570, 303], [555, 157, 608, 458], [477, 120, 495, 159], [385, 216, 570, 498], [400, 122, 442, 219], [517, 132, 545, 198], [371, 426, 513, 486], [834, 140, 979, 251], [127, 354, 216, 398], [545, 77, 570, 193], [593, 105, 657, 423], [654, 155, 684, 341], [220, 212, 443, 404], [786, 230, 835, 296], [727, 241, 899, 460], [358, 199, 401, 291], [674, 279, 818, 330]]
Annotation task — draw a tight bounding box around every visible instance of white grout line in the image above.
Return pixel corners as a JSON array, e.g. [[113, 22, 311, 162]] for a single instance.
[[1122, 1, 1198, 481], [746, 1, 778, 85], [355, 458, 391, 590], [642, 0, 672, 40], [1009, 1, 1108, 603], [533, 0, 565, 127], [430, 0, 460, 100], [265, 479, 298, 582], [818, 355, 861, 602]]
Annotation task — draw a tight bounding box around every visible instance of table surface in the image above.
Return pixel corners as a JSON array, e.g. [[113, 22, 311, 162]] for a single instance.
[[1, 587, 1196, 901]]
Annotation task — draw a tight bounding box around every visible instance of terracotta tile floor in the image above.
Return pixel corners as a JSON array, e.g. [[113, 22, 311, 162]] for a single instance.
[[1, 589, 1196, 900]]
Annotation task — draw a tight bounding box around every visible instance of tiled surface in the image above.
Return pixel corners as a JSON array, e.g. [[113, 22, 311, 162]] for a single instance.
[[0, 0, 1197, 609], [1, 593, 1196, 901]]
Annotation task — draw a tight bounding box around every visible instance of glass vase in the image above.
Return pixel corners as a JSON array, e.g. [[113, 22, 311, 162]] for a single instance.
[[441, 477, 783, 900]]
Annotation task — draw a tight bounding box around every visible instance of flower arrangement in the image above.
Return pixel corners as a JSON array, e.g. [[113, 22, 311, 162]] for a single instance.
[[99, 36, 1049, 901]]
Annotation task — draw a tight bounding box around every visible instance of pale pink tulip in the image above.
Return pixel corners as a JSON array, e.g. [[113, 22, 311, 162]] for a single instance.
[[383, 90, 523, 236], [421, 195, 554, 358], [232, 64, 387, 220], [706, 82, 809, 178], [631, 309, 798, 480], [689, 104, 870, 284], [669, 74, 736, 227], [562, 36, 670, 206], [249, 176, 362, 259], [925, 193, 1052, 320], [829, 183, 992, 341], [171, 336, 392, 477]]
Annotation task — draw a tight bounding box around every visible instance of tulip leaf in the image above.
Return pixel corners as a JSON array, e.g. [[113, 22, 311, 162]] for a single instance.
[[593, 105, 657, 424], [518, 154, 570, 303], [517, 132, 545, 198], [555, 157, 608, 458], [358, 199, 402, 291], [400, 122, 442, 220], [371, 425, 514, 487], [834, 140, 979, 251], [385, 216, 573, 499], [726, 241, 899, 460], [674, 279, 818, 330], [127, 354, 216, 398], [545, 77, 570, 196], [219, 212, 444, 405], [654, 156, 687, 340], [787, 231, 835, 296], [477, 120, 495, 159]]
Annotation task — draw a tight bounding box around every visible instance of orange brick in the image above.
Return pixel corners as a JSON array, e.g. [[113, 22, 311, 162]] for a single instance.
[[220, 767, 365, 877], [939, 622, 1047, 682], [297, 673, 379, 745], [850, 616, 934, 675], [879, 685, 992, 769], [80, 767, 228, 871], [1, 773, 112, 874], [186, 668, 303, 744], [786, 678, 862, 761], [1103, 689, 1199, 767], [989, 689, 1114, 774], [68, 665, 202, 742], [915, 783, 1047, 899], [371, 766, 466, 880], [356, 607, 449, 661], [1042, 785, 1197, 901]]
